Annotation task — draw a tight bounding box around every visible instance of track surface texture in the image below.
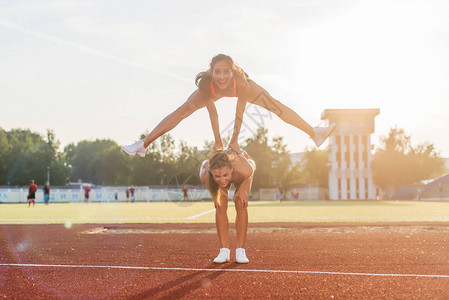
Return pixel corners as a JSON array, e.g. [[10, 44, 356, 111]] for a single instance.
[[1, 223, 449, 299]]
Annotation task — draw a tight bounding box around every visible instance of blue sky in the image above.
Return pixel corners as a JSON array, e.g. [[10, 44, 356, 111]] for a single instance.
[[1, 0, 448, 155]]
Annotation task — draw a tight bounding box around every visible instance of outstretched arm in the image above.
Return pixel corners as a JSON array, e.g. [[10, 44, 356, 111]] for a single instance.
[[228, 98, 247, 154], [233, 152, 255, 208], [205, 100, 223, 152], [234, 175, 252, 208]]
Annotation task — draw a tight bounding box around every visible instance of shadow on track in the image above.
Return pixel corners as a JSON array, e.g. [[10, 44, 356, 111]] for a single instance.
[[131, 263, 240, 299]]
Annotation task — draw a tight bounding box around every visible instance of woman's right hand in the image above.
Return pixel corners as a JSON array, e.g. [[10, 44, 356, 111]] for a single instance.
[[212, 141, 224, 153]]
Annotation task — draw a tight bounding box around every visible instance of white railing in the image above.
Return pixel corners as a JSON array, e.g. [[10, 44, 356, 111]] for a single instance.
[[0, 187, 211, 203]]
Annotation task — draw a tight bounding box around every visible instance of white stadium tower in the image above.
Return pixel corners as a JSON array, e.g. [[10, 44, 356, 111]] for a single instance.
[[321, 109, 380, 200]]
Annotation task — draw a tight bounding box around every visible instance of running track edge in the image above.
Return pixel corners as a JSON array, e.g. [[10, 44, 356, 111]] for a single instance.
[[1, 263, 448, 278]]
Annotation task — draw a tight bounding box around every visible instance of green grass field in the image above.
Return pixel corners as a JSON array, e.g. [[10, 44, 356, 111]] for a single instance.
[[1, 201, 449, 225]]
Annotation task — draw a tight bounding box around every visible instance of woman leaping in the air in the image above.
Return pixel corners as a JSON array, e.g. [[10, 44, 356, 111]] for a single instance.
[[122, 54, 335, 156]]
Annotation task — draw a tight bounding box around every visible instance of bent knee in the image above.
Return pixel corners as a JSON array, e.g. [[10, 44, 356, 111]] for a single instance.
[[215, 204, 228, 213], [234, 198, 248, 209]]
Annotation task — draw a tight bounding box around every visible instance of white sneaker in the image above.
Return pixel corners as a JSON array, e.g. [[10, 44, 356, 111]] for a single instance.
[[213, 248, 230, 263], [122, 140, 146, 157], [236, 248, 249, 264], [312, 123, 336, 148]]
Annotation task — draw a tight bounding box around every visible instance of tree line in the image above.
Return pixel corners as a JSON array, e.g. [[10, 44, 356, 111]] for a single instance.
[[0, 126, 445, 192], [372, 126, 445, 193], [0, 127, 317, 190]]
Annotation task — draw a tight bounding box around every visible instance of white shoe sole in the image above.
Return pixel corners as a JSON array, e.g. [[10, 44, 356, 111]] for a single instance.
[[122, 148, 145, 157], [122, 141, 146, 157], [213, 258, 230, 264], [122, 147, 134, 156], [314, 123, 336, 147], [236, 249, 249, 264], [213, 249, 230, 263], [236, 259, 249, 264]]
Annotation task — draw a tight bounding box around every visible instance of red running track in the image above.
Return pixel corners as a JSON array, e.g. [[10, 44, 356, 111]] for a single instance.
[[1, 223, 449, 299]]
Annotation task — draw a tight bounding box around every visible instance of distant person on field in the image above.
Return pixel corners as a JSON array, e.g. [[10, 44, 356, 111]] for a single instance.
[[439, 183, 444, 200], [182, 185, 189, 202], [292, 189, 299, 200], [126, 186, 130, 203], [28, 179, 37, 207], [276, 185, 284, 202], [43, 181, 51, 205], [84, 184, 91, 203], [130, 185, 136, 202]]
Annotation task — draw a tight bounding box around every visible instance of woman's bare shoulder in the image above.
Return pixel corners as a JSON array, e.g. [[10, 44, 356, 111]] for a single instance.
[[232, 155, 254, 180], [235, 72, 250, 88], [199, 160, 210, 184]]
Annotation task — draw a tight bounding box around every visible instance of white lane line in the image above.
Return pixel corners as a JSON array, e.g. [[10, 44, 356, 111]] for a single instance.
[[186, 209, 215, 220], [1, 263, 448, 278], [0, 218, 180, 222]]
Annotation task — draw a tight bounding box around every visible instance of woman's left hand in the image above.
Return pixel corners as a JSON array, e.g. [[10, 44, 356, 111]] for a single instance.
[[227, 141, 242, 155], [234, 193, 248, 208]]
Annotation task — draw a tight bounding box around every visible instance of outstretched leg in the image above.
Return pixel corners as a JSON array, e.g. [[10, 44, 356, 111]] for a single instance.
[[143, 100, 201, 148], [247, 81, 313, 136], [123, 94, 206, 156], [246, 81, 335, 147]]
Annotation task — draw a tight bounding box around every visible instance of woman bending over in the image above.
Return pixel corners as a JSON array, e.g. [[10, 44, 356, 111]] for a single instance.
[[200, 150, 256, 263]]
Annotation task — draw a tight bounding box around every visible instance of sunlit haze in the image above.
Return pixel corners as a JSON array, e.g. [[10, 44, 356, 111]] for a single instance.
[[1, 0, 448, 155]]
